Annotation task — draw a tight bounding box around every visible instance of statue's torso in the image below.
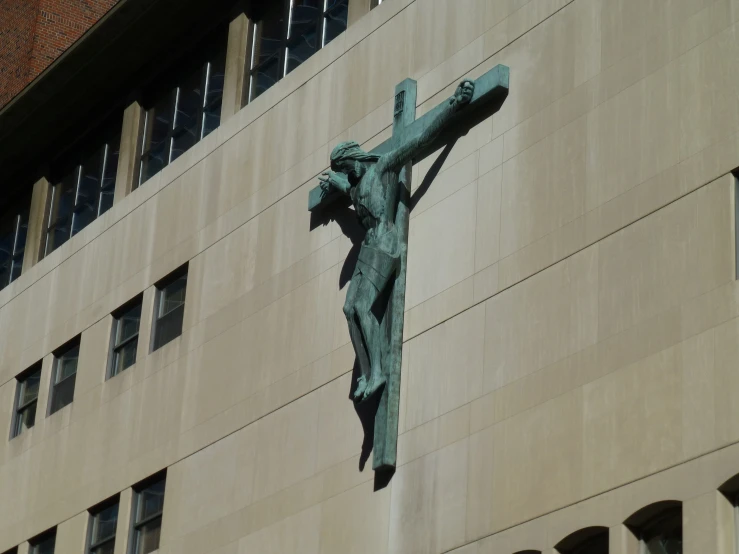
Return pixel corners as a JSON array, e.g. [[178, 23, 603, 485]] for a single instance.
[[351, 164, 400, 259]]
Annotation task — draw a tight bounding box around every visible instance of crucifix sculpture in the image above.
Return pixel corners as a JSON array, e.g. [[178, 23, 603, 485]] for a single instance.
[[308, 65, 509, 476]]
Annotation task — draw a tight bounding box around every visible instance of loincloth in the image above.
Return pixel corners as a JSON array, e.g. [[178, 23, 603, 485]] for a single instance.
[[356, 244, 400, 292]]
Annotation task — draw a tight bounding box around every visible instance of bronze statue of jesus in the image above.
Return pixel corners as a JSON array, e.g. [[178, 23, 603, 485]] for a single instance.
[[318, 78, 475, 403]]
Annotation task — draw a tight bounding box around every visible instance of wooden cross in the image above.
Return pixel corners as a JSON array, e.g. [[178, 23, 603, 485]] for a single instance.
[[308, 65, 509, 477]]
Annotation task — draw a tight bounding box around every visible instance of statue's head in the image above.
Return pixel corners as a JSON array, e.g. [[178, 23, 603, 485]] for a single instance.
[[330, 141, 380, 183]]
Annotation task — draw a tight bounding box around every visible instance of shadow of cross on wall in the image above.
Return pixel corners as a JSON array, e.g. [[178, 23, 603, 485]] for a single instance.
[[308, 65, 510, 487]]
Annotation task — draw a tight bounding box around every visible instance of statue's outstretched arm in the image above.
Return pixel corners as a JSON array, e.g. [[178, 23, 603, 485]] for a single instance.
[[380, 79, 475, 173]]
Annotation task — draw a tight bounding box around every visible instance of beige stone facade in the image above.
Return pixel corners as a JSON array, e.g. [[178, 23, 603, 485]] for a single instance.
[[3, 0, 739, 552]]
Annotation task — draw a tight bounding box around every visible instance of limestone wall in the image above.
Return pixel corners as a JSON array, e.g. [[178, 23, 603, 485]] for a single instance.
[[2, 0, 739, 552]]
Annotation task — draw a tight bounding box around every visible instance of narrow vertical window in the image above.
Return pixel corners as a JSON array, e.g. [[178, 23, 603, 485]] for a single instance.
[[152, 266, 188, 351], [45, 124, 121, 256], [130, 475, 166, 554], [248, 1, 288, 102], [49, 339, 80, 415], [88, 498, 119, 554], [0, 193, 31, 291], [29, 530, 56, 554], [138, 31, 227, 187], [109, 297, 142, 378], [11, 362, 41, 438], [626, 502, 682, 554], [370, 0, 383, 7], [322, 0, 349, 47]]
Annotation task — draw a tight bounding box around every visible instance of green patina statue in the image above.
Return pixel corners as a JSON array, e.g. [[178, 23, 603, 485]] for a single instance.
[[319, 79, 476, 403], [309, 65, 508, 474]]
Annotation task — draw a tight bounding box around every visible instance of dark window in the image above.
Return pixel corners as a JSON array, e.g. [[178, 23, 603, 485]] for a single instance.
[[152, 267, 187, 351], [109, 297, 142, 378], [1, 548, 18, 554], [640, 510, 682, 554], [247, 0, 347, 102], [45, 128, 121, 256], [11, 363, 41, 439], [555, 527, 609, 554], [626, 502, 682, 554], [0, 193, 31, 291], [138, 33, 227, 187], [370, 0, 383, 7], [88, 499, 119, 554], [131, 475, 166, 554], [49, 340, 79, 415], [30, 530, 56, 554]]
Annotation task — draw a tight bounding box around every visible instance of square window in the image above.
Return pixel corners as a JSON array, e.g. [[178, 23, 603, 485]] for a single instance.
[[88, 498, 119, 554], [30, 530, 56, 554], [130, 475, 166, 554], [152, 266, 188, 351], [109, 297, 142, 378], [11, 362, 41, 439], [49, 340, 80, 415]]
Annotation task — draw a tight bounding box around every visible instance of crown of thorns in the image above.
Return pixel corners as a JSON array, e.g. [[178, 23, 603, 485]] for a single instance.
[[330, 141, 380, 169]]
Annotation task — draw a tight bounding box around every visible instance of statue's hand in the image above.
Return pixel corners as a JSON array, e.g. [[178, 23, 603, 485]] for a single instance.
[[319, 170, 349, 196], [452, 78, 475, 110]]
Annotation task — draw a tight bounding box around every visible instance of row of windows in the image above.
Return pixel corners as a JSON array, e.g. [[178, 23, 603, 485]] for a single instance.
[[11, 265, 188, 439], [3, 473, 166, 554], [0, 0, 361, 293]]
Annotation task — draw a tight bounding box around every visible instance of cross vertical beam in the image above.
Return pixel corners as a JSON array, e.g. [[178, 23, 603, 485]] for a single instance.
[[372, 78, 417, 472]]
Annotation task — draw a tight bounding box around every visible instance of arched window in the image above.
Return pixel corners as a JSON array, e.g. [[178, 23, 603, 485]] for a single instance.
[[555, 526, 609, 554], [625, 501, 682, 554], [719, 473, 739, 554]]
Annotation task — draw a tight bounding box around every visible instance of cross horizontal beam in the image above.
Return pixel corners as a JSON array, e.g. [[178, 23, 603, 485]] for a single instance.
[[308, 64, 509, 212]]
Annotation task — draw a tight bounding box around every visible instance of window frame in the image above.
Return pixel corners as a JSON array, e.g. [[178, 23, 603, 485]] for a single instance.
[[129, 473, 166, 554], [87, 496, 120, 554], [29, 529, 56, 554], [108, 295, 143, 379], [151, 265, 188, 352], [44, 130, 121, 257], [48, 338, 80, 416], [137, 33, 227, 188], [10, 362, 42, 439], [0, 194, 31, 291], [247, 0, 348, 102]]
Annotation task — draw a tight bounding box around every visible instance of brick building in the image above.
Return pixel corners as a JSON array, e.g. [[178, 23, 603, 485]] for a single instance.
[[0, 0, 119, 107]]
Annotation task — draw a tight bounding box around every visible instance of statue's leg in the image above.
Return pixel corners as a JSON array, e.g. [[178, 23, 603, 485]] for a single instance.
[[354, 281, 385, 400], [344, 273, 372, 400]]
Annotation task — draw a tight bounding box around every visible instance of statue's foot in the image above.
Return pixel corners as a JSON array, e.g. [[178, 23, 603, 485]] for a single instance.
[[362, 372, 387, 401], [353, 375, 368, 401]]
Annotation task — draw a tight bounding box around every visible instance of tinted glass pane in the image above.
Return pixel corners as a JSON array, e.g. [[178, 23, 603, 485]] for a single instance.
[[202, 101, 222, 139], [100, 136, 120, 215], [51, 172, 77, 227], [286, 26, 318, 74], [92, 503, 119, 544], [12, 206, 29, 274], [154, 304, 184, 350], [21, 370, 40, 405], [324, 0, 348, 46], [91, 543, 115, 554], [140, 143, 168, 185], [172, 70, 203, 158], [18, 402, 36, 432], [138, 480, 166, 521], [145, 97, 173, 155], [254, 4, 286, 65], [58, 346, 79, 381], [114, 339, 138, 374], [134, 518, 161, 554], [50, 372, 75, 414], [160, 275, 186, 315], [205, 55, 226, 107], [0, 225, 13, 287], [644, 538, 681, 554], [32, 535, 55, 554], [117, 304, 141, 344], [251, 55, 281, 100]]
